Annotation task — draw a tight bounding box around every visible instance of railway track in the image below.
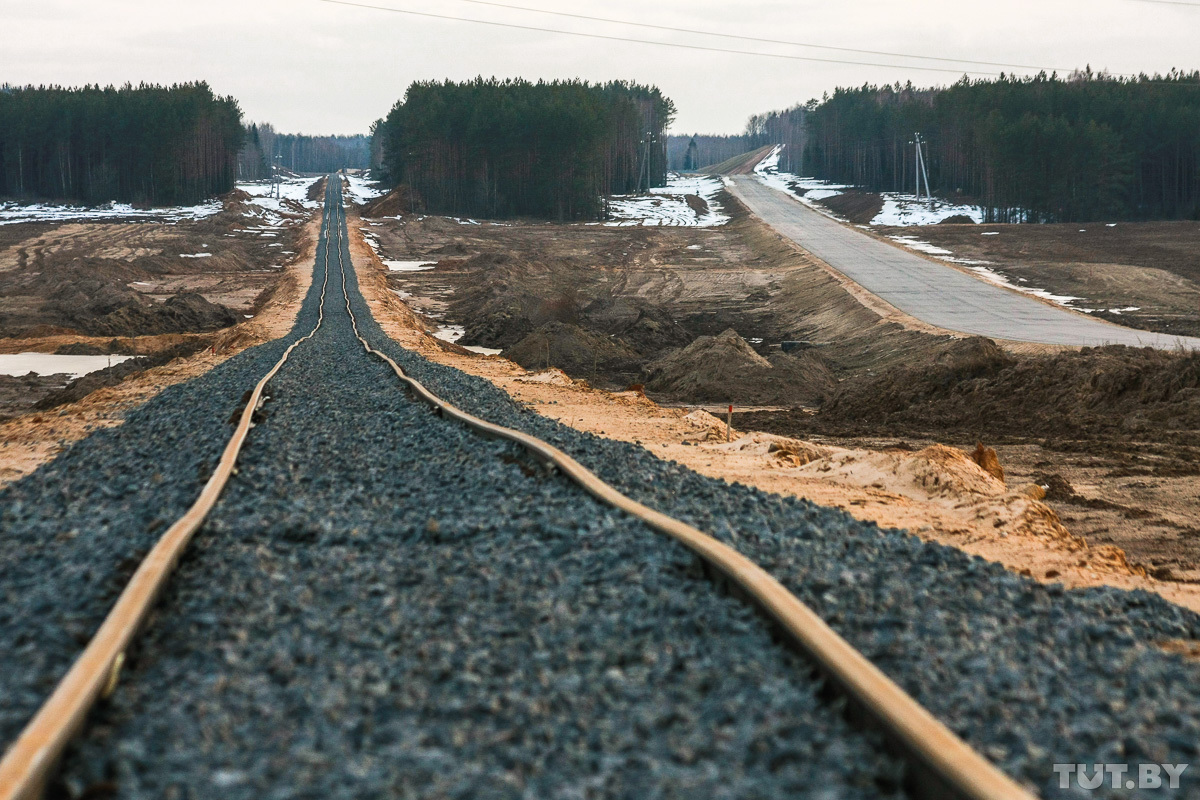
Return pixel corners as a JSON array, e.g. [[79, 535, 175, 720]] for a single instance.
[[2, 179, 1198, 799]]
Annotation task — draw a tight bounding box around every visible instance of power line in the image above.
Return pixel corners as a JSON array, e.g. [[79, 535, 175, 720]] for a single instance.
[[311, 0, 1000, 75], [443, 0, 1075, 73]]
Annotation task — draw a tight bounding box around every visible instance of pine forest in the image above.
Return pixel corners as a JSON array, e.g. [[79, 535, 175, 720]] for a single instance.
[[375, 78, 675, 220], [0, 82, 244, 206]]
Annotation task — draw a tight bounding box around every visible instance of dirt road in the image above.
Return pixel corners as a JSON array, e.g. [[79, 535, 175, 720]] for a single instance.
[[729, 175, 1200, 350]]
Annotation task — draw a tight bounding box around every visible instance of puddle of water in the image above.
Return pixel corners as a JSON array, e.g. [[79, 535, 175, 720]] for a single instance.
[[0, 353, 133, 378], [432, 325, 502, 356], [387, 260, 437, 272]]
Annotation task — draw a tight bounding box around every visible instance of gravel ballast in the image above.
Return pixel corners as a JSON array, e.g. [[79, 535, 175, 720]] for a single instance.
[[2, 183, 1199, 799]]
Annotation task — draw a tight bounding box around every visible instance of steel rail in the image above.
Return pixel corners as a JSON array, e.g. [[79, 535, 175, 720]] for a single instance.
[[0, 188, 341, 800], [329, 194, 1036, 800]]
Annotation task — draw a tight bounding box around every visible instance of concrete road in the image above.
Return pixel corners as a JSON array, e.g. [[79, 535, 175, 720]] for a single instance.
[[728, 175, 1200, 350]]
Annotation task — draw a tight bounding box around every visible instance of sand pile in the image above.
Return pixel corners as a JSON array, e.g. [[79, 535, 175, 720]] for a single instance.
[[502, 322, 643, 378], [362, 186, 419, 218], [581, 297, 692, 354], [645, 328, 835, 405]]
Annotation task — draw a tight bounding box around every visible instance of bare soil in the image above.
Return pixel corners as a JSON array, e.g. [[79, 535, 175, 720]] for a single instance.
[[0, 190, 313, 339], [739, 340, 1200, 581], [355, 192, 1200, 604], [367, 191, 963, 397], [347, 206, 1200, 614], [818, 191, 884, 224], [0, 188, 318, 413], [0, 213, 319, 486]]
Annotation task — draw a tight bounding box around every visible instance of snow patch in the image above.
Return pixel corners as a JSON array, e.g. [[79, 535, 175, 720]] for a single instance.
[[433, 324, 464, 343], [872, 194, 985, 226], [343, 174, 386, 205], [0, 199, 221, 226], [386, 260, 437, 272], [753, 146, 851, 215], [966, 265, 1083, 307], [179, 252, 213, 258], [605, 173, 729, 227]]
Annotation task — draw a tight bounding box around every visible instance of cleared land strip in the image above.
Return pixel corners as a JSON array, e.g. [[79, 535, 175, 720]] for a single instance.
[[728, 175, 1200, 350], [3, 181, 1200, 798], [1, 181, 1027, 800]]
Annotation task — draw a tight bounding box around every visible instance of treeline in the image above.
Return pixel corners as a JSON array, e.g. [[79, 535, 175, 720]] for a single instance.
[[238, 124, 370, 178], [666, 134, 752, 171], [745, 105, 806, 172], [666, 106, 807, 172], [375, 78, 675, 220], [0, 82, 242, 206], [798, 72, 1200, 222]]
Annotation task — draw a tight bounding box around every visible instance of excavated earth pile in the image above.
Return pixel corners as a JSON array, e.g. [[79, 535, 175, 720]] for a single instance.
[[812, 339, 1200, 443], [502, 321, 643, 379], [646, 328, 835, 405]]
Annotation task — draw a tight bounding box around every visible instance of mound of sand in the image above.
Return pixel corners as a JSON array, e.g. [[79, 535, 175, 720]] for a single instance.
[[362, 186, 419, 218], [645, 328, 835, 405], [818, 191, 885, 225], [502, 322, 643, 376]]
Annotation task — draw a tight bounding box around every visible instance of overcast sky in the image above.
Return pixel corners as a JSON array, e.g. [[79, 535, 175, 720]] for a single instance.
[[3, 0, 1197, 136]]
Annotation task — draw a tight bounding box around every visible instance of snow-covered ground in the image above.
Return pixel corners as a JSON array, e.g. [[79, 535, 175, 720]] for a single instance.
[[385, 260, 437, 272], [343, 174, 387, 205], [0, 199, 221, 226], [432, 324, 502, 355], [753, 146, 852, 212], [754, 145, 1002, 227], [873, 194, 985, 226], [604, 173, 729, 227], [236, 175, 322, 224], [886, 235, 989, 266], [0, 176, 321, 228]]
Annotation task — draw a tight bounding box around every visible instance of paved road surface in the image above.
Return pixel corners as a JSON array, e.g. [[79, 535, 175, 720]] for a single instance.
[[729, 175, 1200, 350]]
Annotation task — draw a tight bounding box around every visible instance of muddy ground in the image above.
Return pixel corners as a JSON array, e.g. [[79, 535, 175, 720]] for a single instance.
[[363, 190, 1200, 585], [0, 183, 320, 417]]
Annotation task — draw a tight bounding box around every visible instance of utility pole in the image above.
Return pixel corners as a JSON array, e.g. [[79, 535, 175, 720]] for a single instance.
[[638, 129, 655, 194], [912, 133, 932, 205], [272, 154, 283, 199]]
